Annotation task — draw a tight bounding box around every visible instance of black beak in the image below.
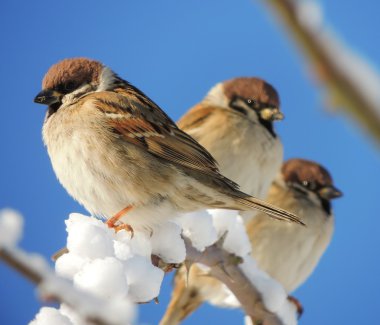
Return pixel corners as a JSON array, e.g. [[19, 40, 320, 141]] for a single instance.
[[319, 185, 343, 200], [34, 89, 62, 105]]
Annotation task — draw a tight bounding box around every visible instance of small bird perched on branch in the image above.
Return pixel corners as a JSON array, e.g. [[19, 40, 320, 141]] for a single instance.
[[34, 58, 302, 231], [178, 77, 284, 201], [160, 159, 342, 324]]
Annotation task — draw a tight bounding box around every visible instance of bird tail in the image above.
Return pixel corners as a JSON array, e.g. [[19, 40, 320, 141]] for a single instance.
[[159, 268, 204, 325], [228, 190, 305, 225]]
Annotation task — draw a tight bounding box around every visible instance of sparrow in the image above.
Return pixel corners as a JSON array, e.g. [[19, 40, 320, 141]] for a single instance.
[[178, 77, 284, 200], [160, 158, 342, 324], [34, 58, 302, 232]]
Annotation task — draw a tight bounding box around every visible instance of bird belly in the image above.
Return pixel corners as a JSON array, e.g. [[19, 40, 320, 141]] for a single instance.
[[200, 122, 283, 199], [43, 119, 182, 228], [250, 205, 334, 292]]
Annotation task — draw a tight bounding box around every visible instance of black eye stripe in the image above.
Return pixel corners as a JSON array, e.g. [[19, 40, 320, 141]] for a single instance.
[[289, 181, 332, 214], [65, 81, 76, 90], [230, 96, 276, 110], [229, 96, 248, 115], [244, 97, 276, 110], [54, 81, 79, 93]]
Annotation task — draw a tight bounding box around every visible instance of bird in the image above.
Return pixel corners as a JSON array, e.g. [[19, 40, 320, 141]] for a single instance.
[[178, 77, 284, 201], [160, 158, 342, 324], [34, 58, 302, 232]]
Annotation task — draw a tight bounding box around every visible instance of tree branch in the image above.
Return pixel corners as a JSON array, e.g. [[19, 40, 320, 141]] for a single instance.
[[0, 247, 131, 325], [184, 238, 284, 325], [263, 0, 380, 145]]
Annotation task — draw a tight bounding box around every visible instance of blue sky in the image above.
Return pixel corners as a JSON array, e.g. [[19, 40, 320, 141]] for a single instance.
[[1, 0, 379, 324]]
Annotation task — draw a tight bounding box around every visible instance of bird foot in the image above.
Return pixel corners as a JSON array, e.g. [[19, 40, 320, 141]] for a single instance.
[[151, 254, 181, 273], [113, 223, 135, 238], [106, 206, 134, 237], [288, 295, 304, 319]]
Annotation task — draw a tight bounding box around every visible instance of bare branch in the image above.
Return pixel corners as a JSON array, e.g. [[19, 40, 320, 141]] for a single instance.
[[184, 238, 284, 325], [263, 0, 380, 144]]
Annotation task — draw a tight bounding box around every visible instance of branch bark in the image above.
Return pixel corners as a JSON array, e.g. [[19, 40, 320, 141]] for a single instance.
[[263, 0, 380, 145], [184, 238, 284, 325]]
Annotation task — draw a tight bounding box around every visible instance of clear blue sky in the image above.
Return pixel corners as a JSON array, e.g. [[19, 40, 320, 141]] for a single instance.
[[1, 0, 379, 324]]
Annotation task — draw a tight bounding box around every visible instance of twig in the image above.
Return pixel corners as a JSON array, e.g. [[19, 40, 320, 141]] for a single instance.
[[184, 238, 284, 325], [263, 0, 380, 144]]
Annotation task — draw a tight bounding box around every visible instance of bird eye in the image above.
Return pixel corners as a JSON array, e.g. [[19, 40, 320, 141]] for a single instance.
[[64, 81, 77, 92], [246, 98, 257, 107], [302, 180, 317, 190]]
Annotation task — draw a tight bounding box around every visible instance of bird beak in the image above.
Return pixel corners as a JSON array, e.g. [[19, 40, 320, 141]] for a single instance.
[[259, 107, 284, 121], [319, 185, 343, 200], [34, 89, 62, 105]]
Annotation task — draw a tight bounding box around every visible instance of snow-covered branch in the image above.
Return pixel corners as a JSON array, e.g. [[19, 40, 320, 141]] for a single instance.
[[263, 0, 380, 144], [185, 239, 283, 325], [180, 210, 296, 325], [1, 208, 297, 325], [0, 247, 135, 325], [0, 209, 135, 325]]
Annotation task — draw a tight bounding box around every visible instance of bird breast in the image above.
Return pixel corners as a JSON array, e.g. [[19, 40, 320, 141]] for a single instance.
[[187, 110, 283, 199], [41, 103, 176, 219], [247, 184, 334, 292]]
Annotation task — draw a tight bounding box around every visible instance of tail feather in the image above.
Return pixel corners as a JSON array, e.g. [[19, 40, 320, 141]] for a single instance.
[[230, 191, 305, 226]]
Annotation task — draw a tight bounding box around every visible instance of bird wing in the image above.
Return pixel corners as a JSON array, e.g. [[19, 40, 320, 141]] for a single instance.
[[88, 87, 239, 190], [177, 103, 217, 131]]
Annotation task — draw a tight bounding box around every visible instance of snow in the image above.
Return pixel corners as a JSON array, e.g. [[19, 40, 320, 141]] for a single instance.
[[0, 209, 134, 325], [54, 213, 166, 305], [73, 257, 129, 299], [240, 257, 297, 324], [0, 208, 23, 247], [38, 274, 136, 325], [124, 255, 164, 302], [9, 208, 297, 325], [176, 210, 218, 251], [151, 221, 186, 263], [296, 0, 323, 31], [30, 307, 72, 325], [207, 210, 298, 325], [318, 31, 380, 110], [55, 253, 87, 279], [209, 209, 252, 257], [66, 213, 114, 259], [114, 230, 152, 259], [295, 0, 380, 113], [0, 240, 136, 325]]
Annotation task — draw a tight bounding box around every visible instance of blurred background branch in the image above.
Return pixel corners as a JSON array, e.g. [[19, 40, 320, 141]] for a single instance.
[[263, 0, 380, 145], [0, 246, 130, 325]]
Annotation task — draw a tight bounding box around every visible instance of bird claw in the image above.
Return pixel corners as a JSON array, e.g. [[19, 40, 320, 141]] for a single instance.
[[106, 205, 134, 236], [151, 254, 181, 273], [113, 223, 134, 238], [288, 295, 304, 319], [225, 253, 244, 266], [163, 263, 181, 273]]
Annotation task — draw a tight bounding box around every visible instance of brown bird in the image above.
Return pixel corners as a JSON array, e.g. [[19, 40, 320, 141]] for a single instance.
[[178, 77, 284, 200], [160, 158, 341, 324], [34, 58, 302, 232]]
